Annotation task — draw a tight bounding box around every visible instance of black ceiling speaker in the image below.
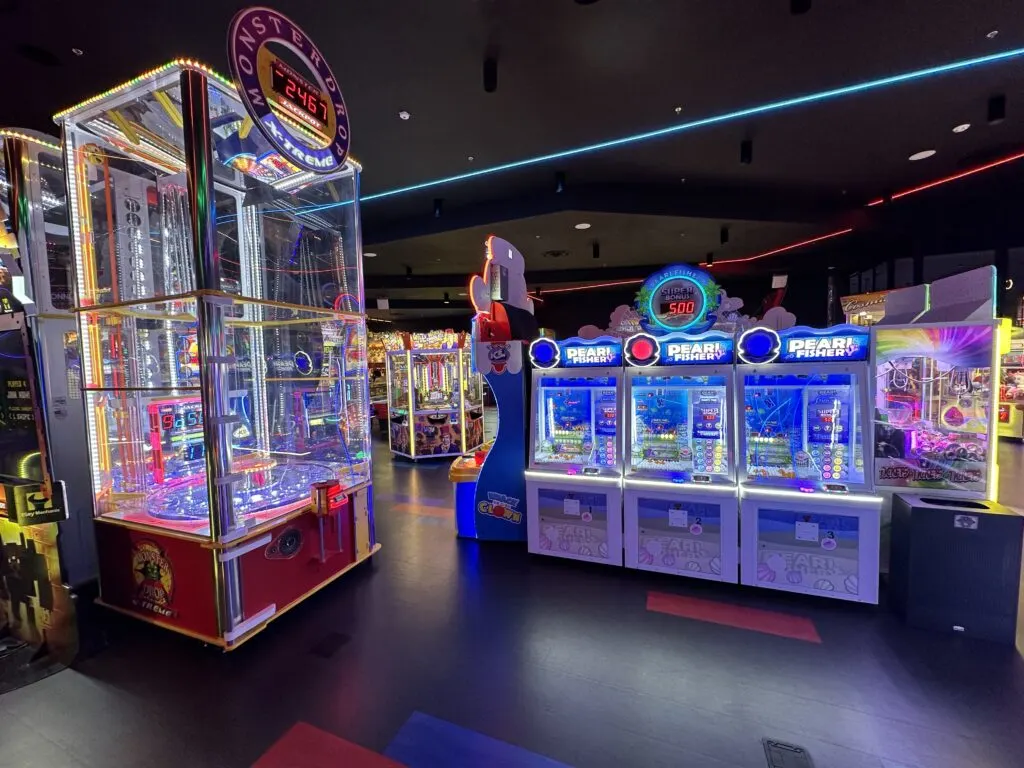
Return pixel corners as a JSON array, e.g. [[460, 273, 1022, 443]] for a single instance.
[[555, 171, 566, 193], [988, 94, 1006, 124], [484, 56, 498, 93], [720, 225, 729, 245], [592, 242, 601, 260], [443, 292, 451, 304], [433, 198, 444, 218], [706, 251, 714, 266], [790, 0, 812, 14], [405, 265, 413, 278], [575, 0, 601, 4], [740, 139, 753, 165]]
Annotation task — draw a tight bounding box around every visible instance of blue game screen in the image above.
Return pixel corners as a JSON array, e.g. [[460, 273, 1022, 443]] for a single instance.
[[743, 372, 864, 486], [534, 375, 619, 470]]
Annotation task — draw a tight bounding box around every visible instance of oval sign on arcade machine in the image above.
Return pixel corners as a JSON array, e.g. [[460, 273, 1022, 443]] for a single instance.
[[735, 323, 881, 605], [622, 264, 740, 584]]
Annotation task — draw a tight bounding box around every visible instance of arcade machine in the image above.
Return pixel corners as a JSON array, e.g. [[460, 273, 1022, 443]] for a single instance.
[[872, 267, 1004, 501], [526, 335, 625, 565], [620, 264, 739, 582], [736, 324, 881, 603], [386, 330, 484, 459], [997, 326, 1024, 439], [1, 129, 96, 590], [367, 331, 396, 429], [55, 11, 377, 648]]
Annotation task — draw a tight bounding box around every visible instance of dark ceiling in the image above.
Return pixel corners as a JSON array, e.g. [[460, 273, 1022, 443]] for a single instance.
[[4, 0, 1024, 321]]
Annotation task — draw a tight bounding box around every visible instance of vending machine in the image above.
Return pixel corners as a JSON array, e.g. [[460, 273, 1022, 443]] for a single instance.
[[736, 324, 881, 603], [526, 336, 624, 566], [621, 330, 739, 582]]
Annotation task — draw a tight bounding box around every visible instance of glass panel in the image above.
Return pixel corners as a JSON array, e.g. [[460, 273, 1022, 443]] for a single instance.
[[533, 374, 619, 471], [874, 326, 993, 493], [77, 300, 206, 535], [207, 82, 362, 312], [64, 113, 193, 306], [0, 321, 44, 482], [412, 352, 459, 411], [743, 372, 865, 487], [462, 349, 483, 409], [629, 374, 730, 482], [219, 304, 370, 529], [37, 149, 74, 311], [388, 352, 409, 413]]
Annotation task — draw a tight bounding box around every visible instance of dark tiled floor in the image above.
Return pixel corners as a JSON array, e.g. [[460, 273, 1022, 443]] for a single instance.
[[3, 439, 1024, 767]]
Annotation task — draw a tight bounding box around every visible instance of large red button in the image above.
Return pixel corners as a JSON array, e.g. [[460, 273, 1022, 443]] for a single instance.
[[631, 338, 655, 361]]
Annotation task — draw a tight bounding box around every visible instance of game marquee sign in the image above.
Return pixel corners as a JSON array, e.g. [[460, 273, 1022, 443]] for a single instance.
[[228, 6, 350, 174], [529, 336, 623, 369], [624, 330, 735, 367], [636, 264, 721, 335], [737, 325, 870, 365]]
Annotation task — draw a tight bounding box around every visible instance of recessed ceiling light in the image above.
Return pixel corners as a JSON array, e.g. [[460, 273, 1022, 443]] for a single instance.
[[71, 48, 84, 56], [908, 149, 936, 161], [364, 252, 377, 258], [674, 106, 683, 115], [535, 235, 542, 239], [987, 30, 999, 39], [574, 222, 591, 230], [467, 155, 475, 162], [398, 110, 411, 120], [679, 232, 686, 237], [680, 178, 686, 183], [952, 123, 971, 133], [457, 292, 467, 296]]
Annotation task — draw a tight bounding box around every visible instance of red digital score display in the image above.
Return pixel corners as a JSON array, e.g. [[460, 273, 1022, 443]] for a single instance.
[[659, 301, 697, 316], [161, 409, 203, 432], [271, 65, 328, 124]]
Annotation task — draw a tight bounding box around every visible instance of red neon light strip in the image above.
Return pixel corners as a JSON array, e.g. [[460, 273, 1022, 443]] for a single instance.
[[527, 293, 545, 303], [536, 278, 644, 296], [710, 228, 854, 266], [890, 150, 1024, 200]]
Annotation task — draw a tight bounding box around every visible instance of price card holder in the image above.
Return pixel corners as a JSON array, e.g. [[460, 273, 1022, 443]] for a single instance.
[[563, 497, 581, 517]]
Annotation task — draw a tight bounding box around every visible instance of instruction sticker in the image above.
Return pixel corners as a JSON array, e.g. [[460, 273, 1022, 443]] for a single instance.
[[563, 498, 581, 516], [668, 506, 689, 528], [795, 521, 819, 542]]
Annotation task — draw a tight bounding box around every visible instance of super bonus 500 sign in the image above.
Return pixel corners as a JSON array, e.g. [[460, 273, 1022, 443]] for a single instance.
[[228, 6, 350, 173]]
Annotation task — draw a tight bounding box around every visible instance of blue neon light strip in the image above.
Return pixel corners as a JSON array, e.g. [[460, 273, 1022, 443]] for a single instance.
[[235, 46, 1024, 220]]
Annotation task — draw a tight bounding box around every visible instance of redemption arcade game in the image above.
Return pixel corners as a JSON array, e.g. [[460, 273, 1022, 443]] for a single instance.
[[386, 330, 484, 460], [2, 130, 96, 590], [53, 9, 376, 648], [736, 324, 881, 603], [620, 264, 739, 582], [997, 326, 1024, 439], [526, 336, 624, 565]]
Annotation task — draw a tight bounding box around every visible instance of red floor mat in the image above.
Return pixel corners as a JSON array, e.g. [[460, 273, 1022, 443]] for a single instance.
[[253, 722, 405, 768], [647, 591, 822, 643]]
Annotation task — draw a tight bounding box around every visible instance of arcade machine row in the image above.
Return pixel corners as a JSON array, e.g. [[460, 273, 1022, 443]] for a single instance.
[[526, 336, 624, 566], [2, 129, 96, 590], [998, 327, 1024, 440], [622, 330, 739, 583], [386, 331, 484, 460], [54, 44, 377, 646], [735, 324, 881, 604]]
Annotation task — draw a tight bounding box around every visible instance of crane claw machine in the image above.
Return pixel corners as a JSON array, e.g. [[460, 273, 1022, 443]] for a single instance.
[[526, 335, 624, 566], [997, 326, 1024, 439], [736, 324, 881, 603], [622, 330, 739, 582], [54, 9, 376, 648], [385, 331, 484, 459]]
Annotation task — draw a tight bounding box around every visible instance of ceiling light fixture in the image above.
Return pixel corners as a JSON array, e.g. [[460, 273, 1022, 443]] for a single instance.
[[952, 123, 971, 133], [364, 252, 377, 258], [908, 149, 936, 161], [674, 106, 683, 114], [987, 30, 999, 39], [398, 110, 411, 120], [457, 292, 467, 296], [574, 222, 591, 230], [740, 138, 753, 165], [251, 46, 1024, 216], [467, 155, 475, 162], [538, 279, 644, 295], [71, 48, 84, 56], [443, 292, 451, 304]]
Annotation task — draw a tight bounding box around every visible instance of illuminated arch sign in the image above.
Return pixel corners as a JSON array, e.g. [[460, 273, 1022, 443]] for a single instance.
[[529, 336, 623, 369], [737, 324, 869, 365], [636, 264, 720, 335], [228, 6, 350, 173], [624, 330, 734, 367]]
